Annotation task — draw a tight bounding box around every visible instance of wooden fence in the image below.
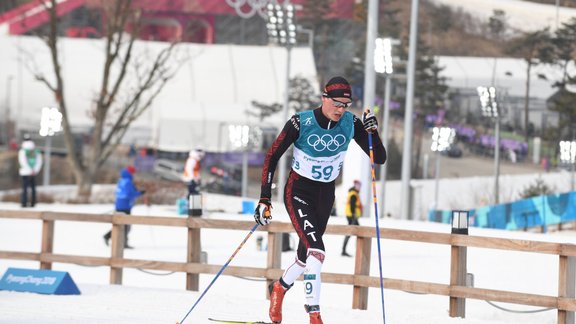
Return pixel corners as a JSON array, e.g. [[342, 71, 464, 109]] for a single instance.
[[0, 210, 575, 324]]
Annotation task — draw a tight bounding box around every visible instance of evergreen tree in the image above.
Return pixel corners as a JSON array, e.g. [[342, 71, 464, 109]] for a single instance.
[[545, 18, 576, 150], [519, 178, 554, 199], [411, 40, 449, 178], [506, 27, 553, 143], [300, 0, 364, 86], [248, 77, 320, 121], [488, 9, 508, 41]]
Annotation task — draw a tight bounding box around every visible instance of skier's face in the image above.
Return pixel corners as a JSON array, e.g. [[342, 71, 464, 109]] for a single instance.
[[321, 96, 352, 121]]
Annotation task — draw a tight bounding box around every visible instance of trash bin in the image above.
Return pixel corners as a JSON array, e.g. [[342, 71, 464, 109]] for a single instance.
[[176, 198, 187, 216], [188, 193, 203, 217]]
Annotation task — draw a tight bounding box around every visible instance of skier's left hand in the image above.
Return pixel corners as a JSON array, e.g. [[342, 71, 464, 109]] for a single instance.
[[362, 109, 378, 133], [254, 198, 272, 226]]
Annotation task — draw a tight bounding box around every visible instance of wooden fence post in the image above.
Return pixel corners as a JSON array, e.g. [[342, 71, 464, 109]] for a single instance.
[[186, 225, 201, 291], [109, 216, 125, 285], [449, 241, 467, 317], [558, 255, 575, 324], [266, 232, 282, 298], [40, 218, 54, 270], [352, 236, 371, 310]]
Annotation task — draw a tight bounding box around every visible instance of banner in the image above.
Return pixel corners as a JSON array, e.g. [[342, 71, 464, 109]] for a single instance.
[[0, 268, 80, 295]]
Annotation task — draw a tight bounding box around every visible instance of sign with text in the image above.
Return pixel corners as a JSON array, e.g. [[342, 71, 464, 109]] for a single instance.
[[0, 268, 80, 295]]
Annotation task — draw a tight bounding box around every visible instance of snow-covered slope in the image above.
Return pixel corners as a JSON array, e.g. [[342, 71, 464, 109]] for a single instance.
[[1, 197, 573, 323], [430, 0, 576, 31]]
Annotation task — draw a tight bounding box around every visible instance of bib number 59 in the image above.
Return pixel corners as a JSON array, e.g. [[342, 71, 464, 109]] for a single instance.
[[311, 165, 333, 181]]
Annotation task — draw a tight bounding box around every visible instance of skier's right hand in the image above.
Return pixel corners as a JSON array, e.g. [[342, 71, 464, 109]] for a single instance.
[[362, 109, 378, 133], [254, 198, 272, 226]]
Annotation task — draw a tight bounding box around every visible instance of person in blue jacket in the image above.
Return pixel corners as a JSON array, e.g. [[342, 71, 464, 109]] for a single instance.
[[103, 165, 145, 248]]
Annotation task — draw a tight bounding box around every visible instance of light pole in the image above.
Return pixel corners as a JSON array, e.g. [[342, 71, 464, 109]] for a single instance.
[[4, 75, 14, 144], [400, 0, 420, 220], [356, 0, 380, 218], [374, 37, 396, 218], [556, 0, 560, 29], [39, 107, 63, 187], [266, 2, 296, 203], [559, 140, 576, 191], [477, 86, 500, 204], [430, 127, 456, 210]]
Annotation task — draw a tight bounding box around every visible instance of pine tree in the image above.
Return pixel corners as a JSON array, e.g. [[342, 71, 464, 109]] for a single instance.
[[248, 77, 320, 121], [544, 18, 576, 152], [506, 28, 553, 143]]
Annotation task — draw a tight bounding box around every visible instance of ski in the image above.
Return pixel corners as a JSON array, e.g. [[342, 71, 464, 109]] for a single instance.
[[208, 318, 274, 324]]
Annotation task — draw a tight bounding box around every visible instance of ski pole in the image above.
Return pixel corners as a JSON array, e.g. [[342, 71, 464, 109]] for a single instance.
[[177, 223, 260, 324], [367, 127, 387, 324]]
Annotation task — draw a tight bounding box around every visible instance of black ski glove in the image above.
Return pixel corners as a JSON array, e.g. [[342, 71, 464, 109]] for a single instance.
[[254, 198, 272, 226], [362, 109, 378, 133]]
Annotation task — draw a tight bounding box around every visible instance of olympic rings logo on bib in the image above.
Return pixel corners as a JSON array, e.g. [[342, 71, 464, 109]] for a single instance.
[[307, 134, 346, 152]]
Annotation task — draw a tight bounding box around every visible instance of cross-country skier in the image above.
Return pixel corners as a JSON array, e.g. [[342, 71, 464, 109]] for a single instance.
[[254, 76, 387, 324]]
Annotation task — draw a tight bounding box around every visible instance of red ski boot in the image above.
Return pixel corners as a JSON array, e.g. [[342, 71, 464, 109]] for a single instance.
[[269, 280, 290, 323], [309, 311, 323, 324], [305, 305, 323, 324]]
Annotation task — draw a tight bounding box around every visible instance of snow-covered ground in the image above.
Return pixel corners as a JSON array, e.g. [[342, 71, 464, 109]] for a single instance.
[[430, 0, 576, 32], [1, 192, 575, 324]]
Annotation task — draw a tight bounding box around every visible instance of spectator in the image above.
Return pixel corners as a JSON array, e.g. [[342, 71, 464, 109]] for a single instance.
[[103, 165, 144, 249], [128, 143, 137, 158], [18, 134, 42, 207], [9, 137, 18, 150], [182, 149, 205, 195], [342, 180, 362, 257]]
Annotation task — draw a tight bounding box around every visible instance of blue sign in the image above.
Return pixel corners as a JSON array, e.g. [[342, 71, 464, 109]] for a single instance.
[[0, 268, 81, 295], [429, 191, 576, 231]]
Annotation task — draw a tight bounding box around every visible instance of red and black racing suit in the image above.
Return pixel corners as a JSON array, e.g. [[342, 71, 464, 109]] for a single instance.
[[260, 108, 387, 262]]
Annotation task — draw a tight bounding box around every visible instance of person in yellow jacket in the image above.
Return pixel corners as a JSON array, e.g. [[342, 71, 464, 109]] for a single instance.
[[342, 180, 362, 257]]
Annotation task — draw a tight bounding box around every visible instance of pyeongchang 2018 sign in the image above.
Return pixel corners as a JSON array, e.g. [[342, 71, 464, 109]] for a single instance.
[[0, 268, 80, 295]]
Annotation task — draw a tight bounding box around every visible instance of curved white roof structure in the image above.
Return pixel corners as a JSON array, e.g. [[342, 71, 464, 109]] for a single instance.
[[0, 36, 318, 151]]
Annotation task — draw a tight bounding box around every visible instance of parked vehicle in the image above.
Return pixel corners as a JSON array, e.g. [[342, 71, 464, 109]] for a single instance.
[[153, 159, 184, 182]]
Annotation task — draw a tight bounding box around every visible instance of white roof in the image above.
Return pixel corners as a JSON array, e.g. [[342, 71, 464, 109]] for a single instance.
[[0, 36, 318, 151], [430, 0, 576, 32], [436, 56, 575, 99]]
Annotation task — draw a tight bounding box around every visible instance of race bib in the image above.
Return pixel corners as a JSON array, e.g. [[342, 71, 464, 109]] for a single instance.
[[292, 148, 345, 182], [292, 110, 354, 182]]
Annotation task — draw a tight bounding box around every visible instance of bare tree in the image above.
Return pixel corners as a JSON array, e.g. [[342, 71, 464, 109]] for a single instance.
[[33, 0, 184, 200]]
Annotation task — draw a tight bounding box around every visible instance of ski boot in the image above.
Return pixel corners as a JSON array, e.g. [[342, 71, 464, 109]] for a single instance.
[[305, 305, 323, 324], [269, 280, 291, 323]]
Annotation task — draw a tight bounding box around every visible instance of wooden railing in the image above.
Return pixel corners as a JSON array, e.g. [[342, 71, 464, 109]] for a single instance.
[[1, 210, 575, 324]]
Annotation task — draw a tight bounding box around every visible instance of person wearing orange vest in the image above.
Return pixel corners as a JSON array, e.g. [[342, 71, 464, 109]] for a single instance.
[[183, 149, 205, 195], [342, 180, 362, 257]]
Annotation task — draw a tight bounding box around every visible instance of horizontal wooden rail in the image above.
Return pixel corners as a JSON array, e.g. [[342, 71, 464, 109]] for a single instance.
[[1, 210, 575, 324]]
